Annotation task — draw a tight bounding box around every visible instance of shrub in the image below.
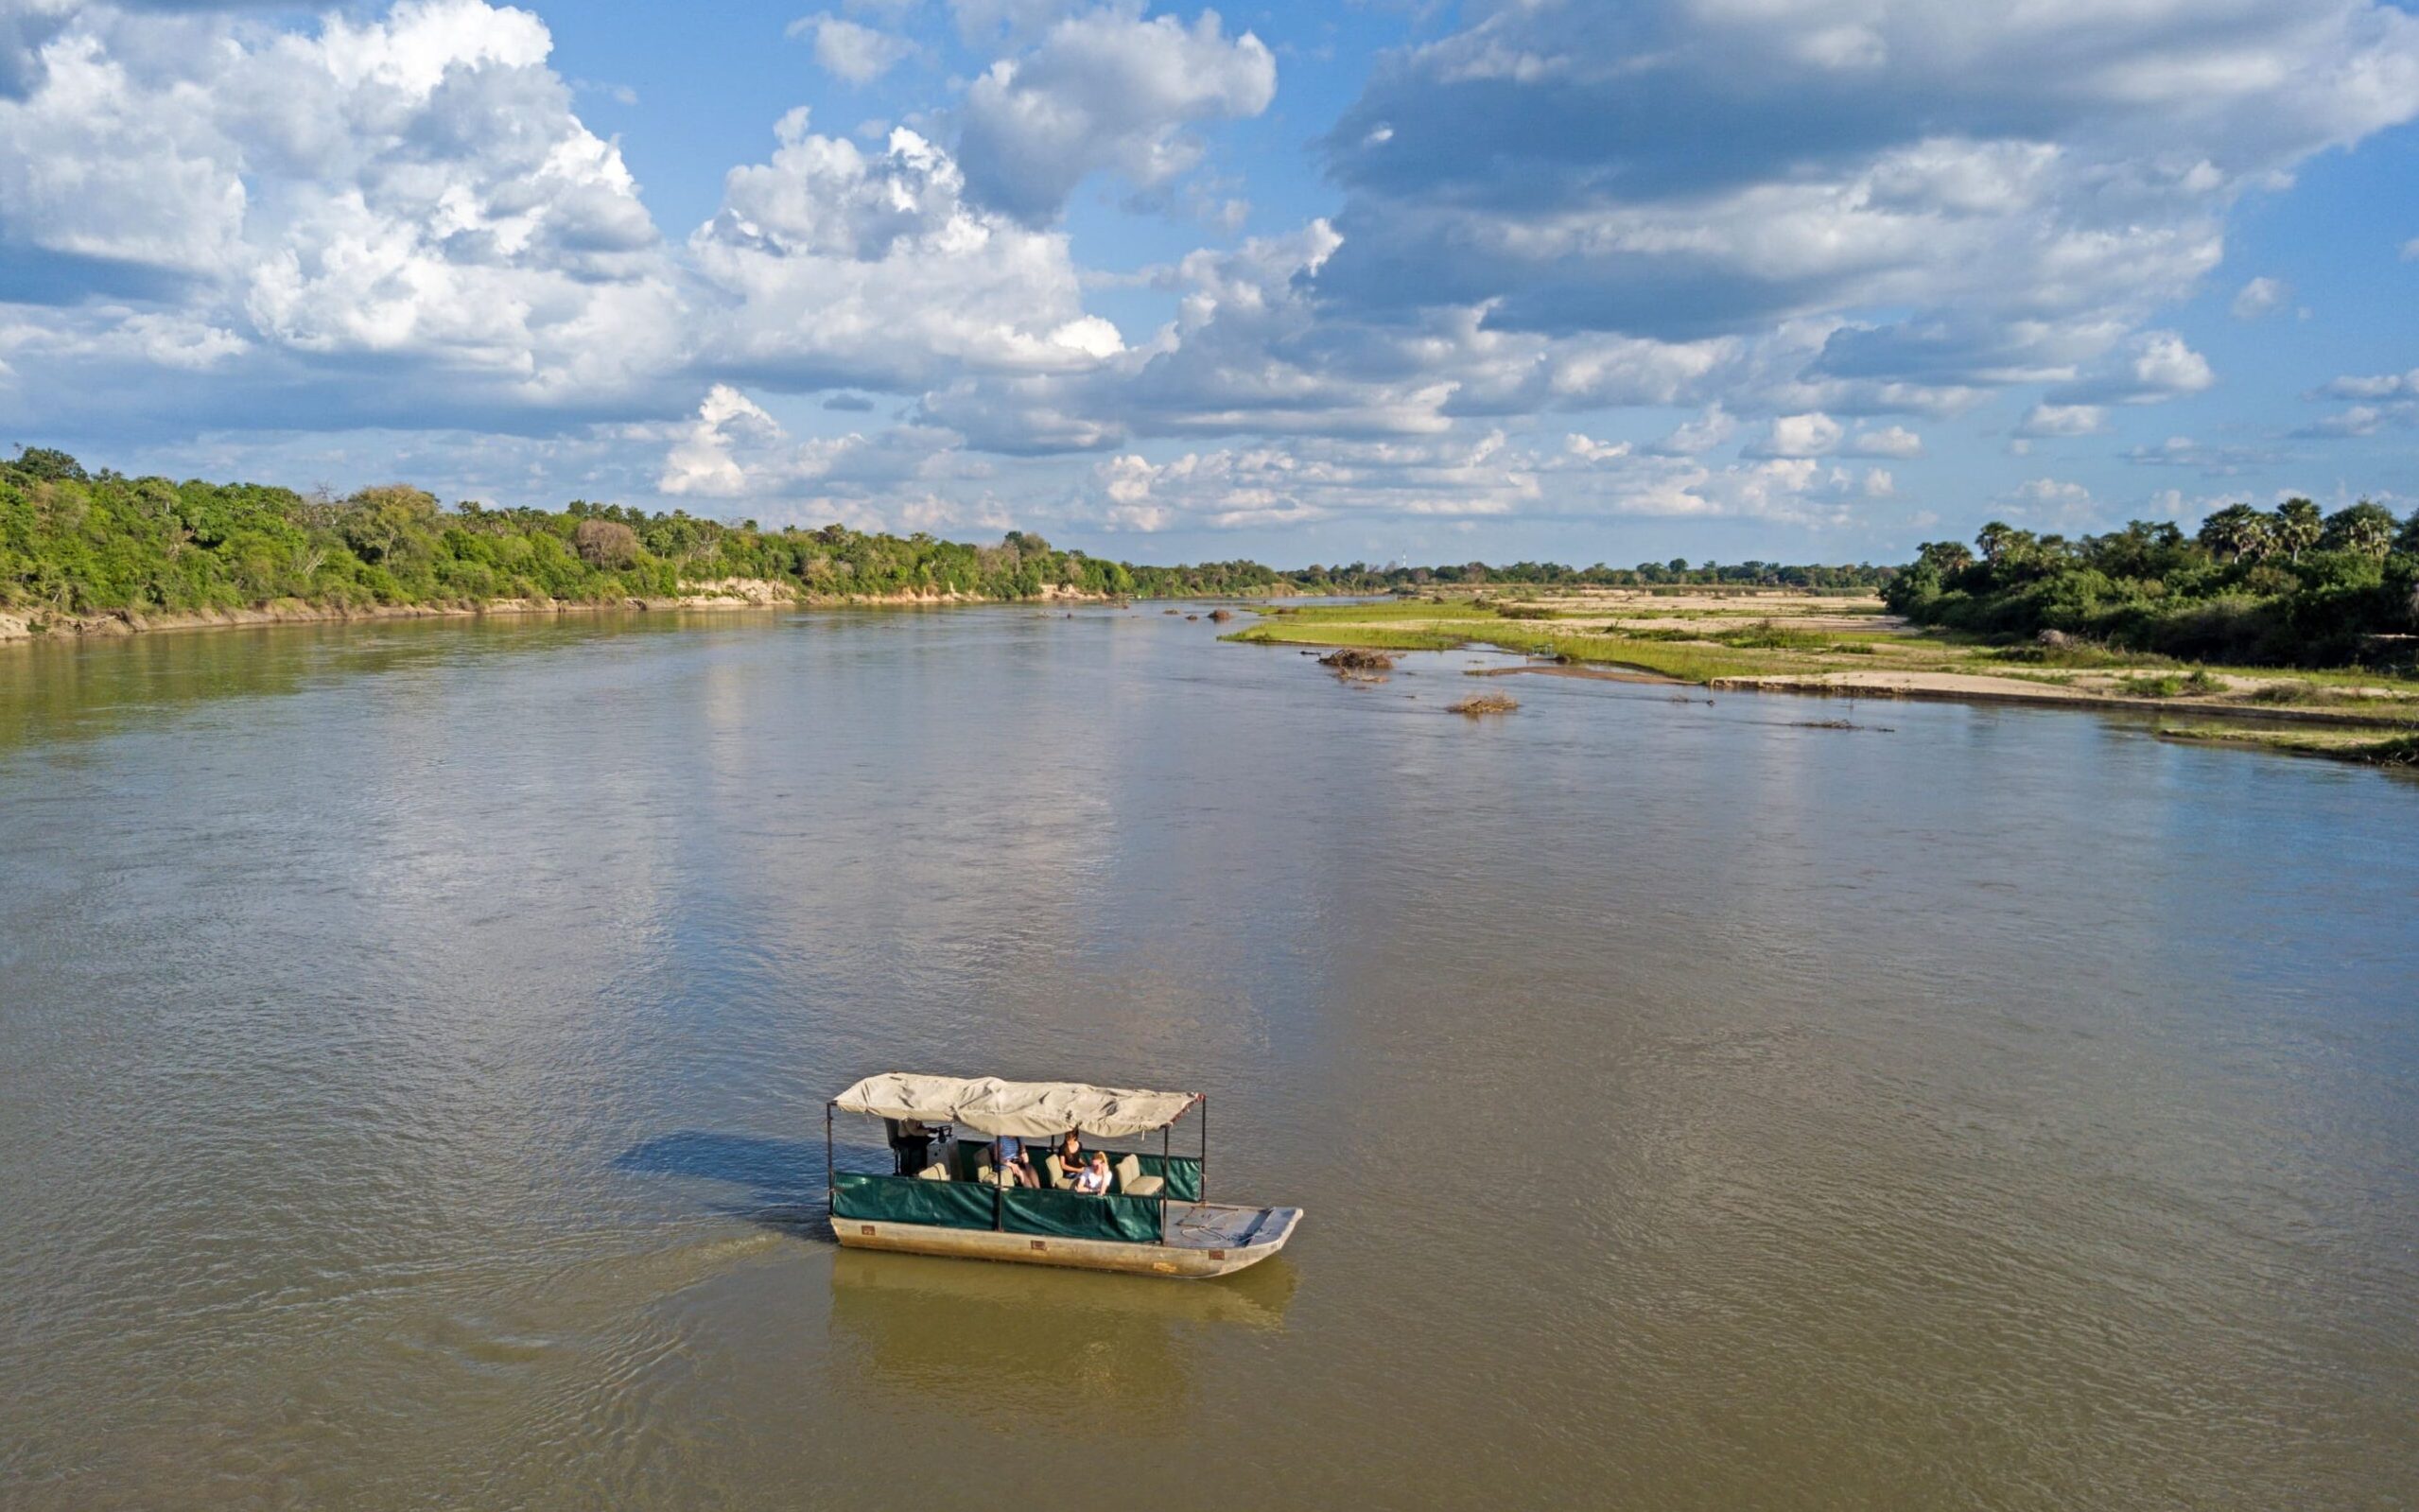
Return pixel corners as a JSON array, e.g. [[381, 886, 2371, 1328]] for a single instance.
[[572, 517, 642, 568]]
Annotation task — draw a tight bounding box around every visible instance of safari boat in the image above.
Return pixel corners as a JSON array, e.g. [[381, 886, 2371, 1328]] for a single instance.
[[826, 1072, 1302, 1278]]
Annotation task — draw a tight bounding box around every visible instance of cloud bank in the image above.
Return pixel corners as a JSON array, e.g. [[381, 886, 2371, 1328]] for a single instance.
[[3, 0, 2417, 550]]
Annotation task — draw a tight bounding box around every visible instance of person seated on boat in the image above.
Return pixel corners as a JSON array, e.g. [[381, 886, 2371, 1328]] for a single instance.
[[1053, 1131, 1087, 1179], [990, 1136, 1040, 1189], [1071, 1151, 1113, 1196]]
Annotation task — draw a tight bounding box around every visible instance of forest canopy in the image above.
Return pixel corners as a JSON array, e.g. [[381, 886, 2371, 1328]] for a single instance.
[[1885, 499, 2419, 667], [0, 449, 1896, 618]]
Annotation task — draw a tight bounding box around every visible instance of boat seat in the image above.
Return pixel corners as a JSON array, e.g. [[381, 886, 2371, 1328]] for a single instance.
[[1043, 1154, 1069, 1190], [1116, 1155, 1163, 1198], [975, 1163, 1001, 1186], [915, 1162, 949, 1181]]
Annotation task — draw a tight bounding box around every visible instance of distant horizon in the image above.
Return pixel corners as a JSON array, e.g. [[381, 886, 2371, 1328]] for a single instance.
[[29, 440, 2419, 579], [3, 2, 2416, 568]]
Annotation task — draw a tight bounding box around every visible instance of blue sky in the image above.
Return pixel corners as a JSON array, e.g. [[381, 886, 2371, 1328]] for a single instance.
[[3, 0, 2418, 568]]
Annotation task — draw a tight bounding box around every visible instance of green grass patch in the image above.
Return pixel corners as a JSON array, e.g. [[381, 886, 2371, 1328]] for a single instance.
[[1256, 600, 1504, 624], [1520, 634, 1786, 682], [2163, 724, 2419, 767], [1709, 619, 1830, 651], [2119, 671, 2219, 698], [2221, 664, 2419, 694], [1227, 613, 1787, 682], [2118, 669, 2228, 698], [1985, 640, 2178, 670], [1224, 622, 1468, 652]]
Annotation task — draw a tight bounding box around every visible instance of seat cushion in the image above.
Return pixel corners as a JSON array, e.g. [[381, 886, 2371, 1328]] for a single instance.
[[1043, 1155, 1067, 1189], [915, 1162, 948, 1181], [1115, 1154, 1143, 1191], [1123, 1174, 1165, 1198]]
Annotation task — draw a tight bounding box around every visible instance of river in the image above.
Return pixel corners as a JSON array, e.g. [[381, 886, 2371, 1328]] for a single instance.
[[2, 605, 2414, 1509]]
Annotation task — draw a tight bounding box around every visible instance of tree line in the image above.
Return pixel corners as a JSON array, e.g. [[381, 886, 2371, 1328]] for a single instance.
[[0, 447, 1899, 620], [1886, 498, 2419, 667], [0, 448, 1149, 616]]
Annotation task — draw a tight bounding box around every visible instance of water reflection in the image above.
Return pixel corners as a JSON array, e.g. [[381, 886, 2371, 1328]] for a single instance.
[[827, 1247, 1294, 1429]]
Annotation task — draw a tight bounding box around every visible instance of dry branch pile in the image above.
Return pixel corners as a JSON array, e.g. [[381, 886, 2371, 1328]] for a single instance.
[[1316, 648, 1397, 671]]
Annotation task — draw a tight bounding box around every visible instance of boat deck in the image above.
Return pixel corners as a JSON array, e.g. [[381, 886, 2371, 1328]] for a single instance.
[[1161, 1202, 1295, 1250]]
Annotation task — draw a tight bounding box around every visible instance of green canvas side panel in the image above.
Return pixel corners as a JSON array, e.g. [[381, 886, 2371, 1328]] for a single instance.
[[831, 1172, 996, 1229], [999, 1186, 1163, 1244], [1129, 1154, 1202, 1201]]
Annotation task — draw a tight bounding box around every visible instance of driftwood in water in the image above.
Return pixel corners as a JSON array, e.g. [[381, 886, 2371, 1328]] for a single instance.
[[1316, 648, 1396, 671]]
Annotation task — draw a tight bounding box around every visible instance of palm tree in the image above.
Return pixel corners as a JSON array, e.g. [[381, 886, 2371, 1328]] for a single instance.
[[2321, 500, 2397, 559], [2196, 504, 2272, 563], [2273, 498, 2322, 564], [1975, 520, 2036, 565], [1917, 540, 1975, 573]]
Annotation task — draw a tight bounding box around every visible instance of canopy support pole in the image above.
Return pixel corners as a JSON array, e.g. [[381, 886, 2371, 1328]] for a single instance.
[[1160, 1123, 1171, 1244], [1200, 1093, 1209, 1205], [824, 1103, 834, 1210]]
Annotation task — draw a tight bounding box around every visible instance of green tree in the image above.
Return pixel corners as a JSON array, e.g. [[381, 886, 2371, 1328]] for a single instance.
[[336, 485, 440, 567], [1915, 540, 1975, 574], [2197, 504, 2272, 563], [2320, 500, 2397, 558], [2273, 497, 2322, 565], [1975, 521, 2034, 565], [8, 445, 87, 482]]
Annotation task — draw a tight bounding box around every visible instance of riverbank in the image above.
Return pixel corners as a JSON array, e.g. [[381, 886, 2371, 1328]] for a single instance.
[[1227, 588, 2419, 766], [0, 580, 1118, 645]]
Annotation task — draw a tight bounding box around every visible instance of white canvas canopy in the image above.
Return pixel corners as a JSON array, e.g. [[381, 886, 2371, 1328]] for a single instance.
[[832, 1072, 1199, 1139]]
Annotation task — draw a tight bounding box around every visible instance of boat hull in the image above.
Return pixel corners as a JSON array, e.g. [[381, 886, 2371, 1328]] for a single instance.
[[830, 1201, 1299, 1278]]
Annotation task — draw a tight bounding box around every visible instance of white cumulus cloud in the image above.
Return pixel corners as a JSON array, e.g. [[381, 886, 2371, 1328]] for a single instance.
[[955, 7, 1275, 223], [690, 112, 1121, 392], [791, 14, 915, 83], [2017, 403, 2112, 438], [2230, 276, 2290, 320]]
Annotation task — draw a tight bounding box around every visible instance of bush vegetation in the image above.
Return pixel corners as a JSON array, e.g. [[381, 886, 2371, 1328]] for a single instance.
[[0, 448, 1180, 617], [0, 448, 1912, 621], [1883, 501, 2419, 669]]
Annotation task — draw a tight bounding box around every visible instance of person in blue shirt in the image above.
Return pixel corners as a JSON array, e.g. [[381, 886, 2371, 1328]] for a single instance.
[[989, 1135, 1038, 1188]]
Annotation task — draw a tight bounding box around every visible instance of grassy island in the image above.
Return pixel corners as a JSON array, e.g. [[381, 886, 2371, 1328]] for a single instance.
[[1225, 550, 2419, 769]]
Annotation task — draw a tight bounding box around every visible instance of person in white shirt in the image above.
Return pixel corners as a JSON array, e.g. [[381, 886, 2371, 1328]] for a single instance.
[[1071, 1151, 1112, 1195]]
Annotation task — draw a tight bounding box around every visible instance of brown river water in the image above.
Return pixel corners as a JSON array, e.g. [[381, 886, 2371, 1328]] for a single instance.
[[1, 605, 2414, 1510]]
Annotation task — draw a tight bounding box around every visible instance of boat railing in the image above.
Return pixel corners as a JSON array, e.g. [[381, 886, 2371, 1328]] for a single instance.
[[832, 1171, 1168, 1245]]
